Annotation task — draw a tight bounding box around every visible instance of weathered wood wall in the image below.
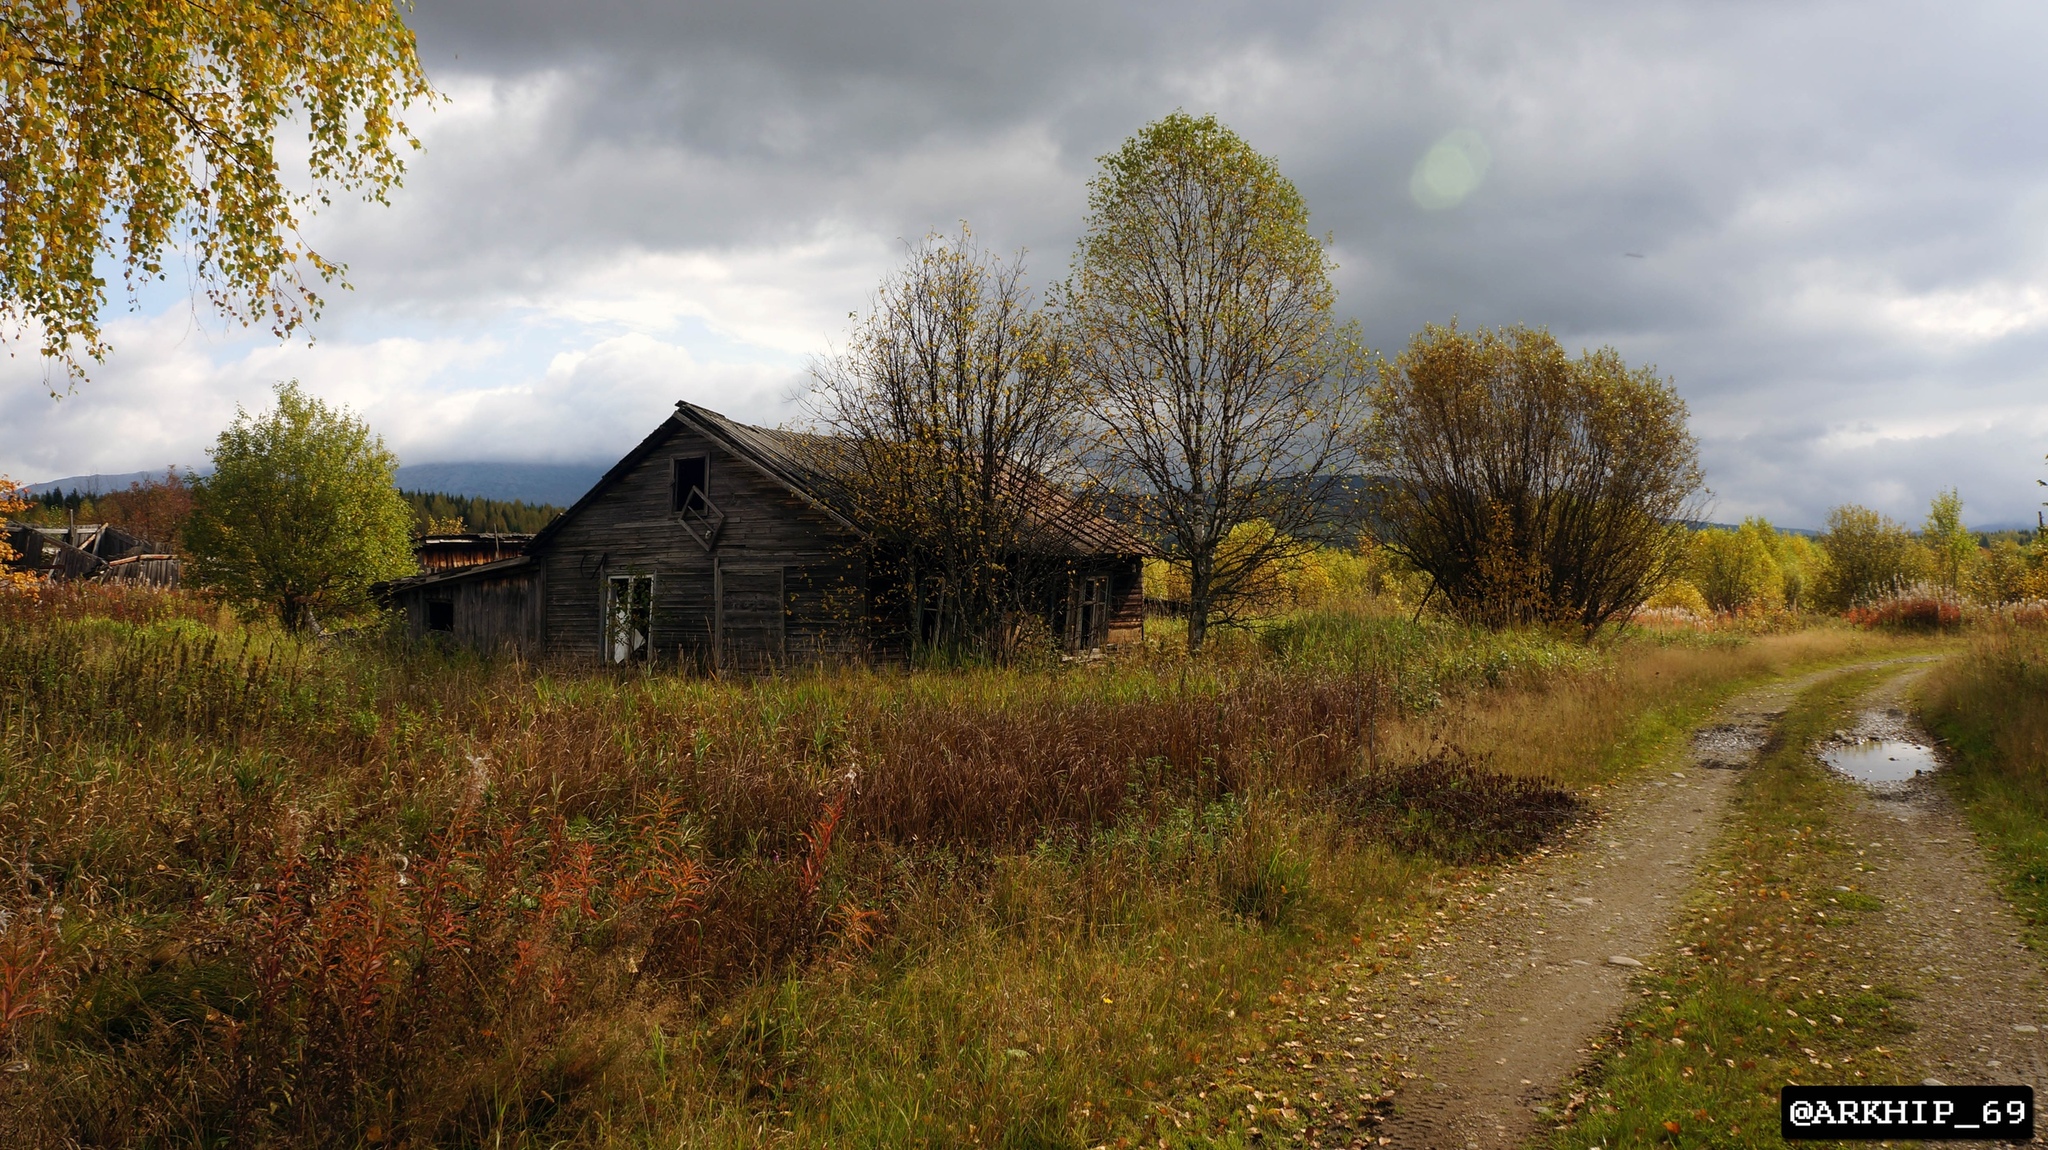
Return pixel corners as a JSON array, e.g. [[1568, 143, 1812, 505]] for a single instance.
[[538, 419, 869, 669], [1105, 555, 1145, 647], [397, 563, 543, 655]]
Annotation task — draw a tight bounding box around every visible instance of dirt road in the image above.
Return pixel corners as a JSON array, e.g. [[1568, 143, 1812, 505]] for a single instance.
[[1362, 674, 1824, 1149], [1826, 672, 2047, 1099], [1333, 658, 2048, 1150], [1236, 654, 2048, 1145]]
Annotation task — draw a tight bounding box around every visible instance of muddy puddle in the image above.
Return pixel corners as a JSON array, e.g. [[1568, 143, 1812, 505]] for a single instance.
[[1818, 706, 1944, 786], [1821, 738, 1940, 784]]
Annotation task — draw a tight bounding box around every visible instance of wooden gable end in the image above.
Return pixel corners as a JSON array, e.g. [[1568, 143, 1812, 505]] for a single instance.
[[536, 418, 869, 668]]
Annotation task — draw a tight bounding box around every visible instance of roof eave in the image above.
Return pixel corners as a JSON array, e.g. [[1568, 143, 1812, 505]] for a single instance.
[[380, 552, 535, 594]]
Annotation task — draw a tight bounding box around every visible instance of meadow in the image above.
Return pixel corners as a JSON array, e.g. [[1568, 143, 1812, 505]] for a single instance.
[[0, 584, 1896, 1148]]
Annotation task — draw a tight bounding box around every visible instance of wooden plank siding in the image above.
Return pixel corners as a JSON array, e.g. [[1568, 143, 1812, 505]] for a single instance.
[[394, 558, 543, 654], [1104, 555, 1146, 647], [536, 420, 869, 668]]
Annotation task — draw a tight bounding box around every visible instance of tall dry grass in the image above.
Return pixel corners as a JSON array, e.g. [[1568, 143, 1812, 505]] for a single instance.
[[0, 588, 1902, 1147], [1918, 620, 2048, 943], [1410, 627, 1897, 789]]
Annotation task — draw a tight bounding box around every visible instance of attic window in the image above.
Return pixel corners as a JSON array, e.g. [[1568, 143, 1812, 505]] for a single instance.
[[671, 456, 709, 514]]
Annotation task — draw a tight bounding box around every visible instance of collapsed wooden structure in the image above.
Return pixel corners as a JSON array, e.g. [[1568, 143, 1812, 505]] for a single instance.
[[4, 522, 182, 586], [381, 402, 1147, 669]]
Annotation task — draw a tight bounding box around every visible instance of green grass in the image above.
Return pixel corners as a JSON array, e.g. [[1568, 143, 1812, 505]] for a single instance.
[[1543, 668, 1924, 1149]]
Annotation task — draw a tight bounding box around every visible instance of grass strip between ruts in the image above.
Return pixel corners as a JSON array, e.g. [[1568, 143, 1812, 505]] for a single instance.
[[1544, 667, 1926, 1150], [1102, 651, 1934, 1149]]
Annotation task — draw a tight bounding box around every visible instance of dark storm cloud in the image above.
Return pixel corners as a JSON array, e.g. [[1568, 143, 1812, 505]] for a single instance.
[[12, 1, 2047, 526]]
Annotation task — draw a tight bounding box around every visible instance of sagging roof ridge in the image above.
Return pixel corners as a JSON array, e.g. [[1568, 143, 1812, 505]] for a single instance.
[[508, 401, 1150, 563]]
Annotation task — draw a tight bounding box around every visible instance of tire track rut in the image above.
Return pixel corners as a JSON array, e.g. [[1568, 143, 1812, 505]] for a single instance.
[[1364, 673, 1838, 1149]]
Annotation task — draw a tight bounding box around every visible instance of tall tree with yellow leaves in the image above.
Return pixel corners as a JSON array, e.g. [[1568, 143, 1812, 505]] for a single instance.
[[1067, 112, 1369, 652], [1, 0, 433, 385]]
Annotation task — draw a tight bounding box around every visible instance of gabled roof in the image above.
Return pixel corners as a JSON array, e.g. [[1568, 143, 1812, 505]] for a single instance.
[[677, 402, 1150, 557], [669, 403, 866, 536], [506, 401, 1150, 565]]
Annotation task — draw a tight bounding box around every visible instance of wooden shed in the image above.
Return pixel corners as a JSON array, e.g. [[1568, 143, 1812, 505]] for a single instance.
[[383, 402, 1148, 669]]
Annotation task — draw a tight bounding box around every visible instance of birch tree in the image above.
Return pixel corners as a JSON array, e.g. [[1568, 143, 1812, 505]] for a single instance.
[[1067, 112, 1367, 652], [1922, 488, 1975, 594], [1, 0, 433, 386]]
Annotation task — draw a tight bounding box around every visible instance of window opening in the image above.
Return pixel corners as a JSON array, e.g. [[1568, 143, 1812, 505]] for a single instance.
[[605, 574, 654, 664], [1077, 576, 1108, 649], [671, 456, 708, 513], [426, 599, 454, 632], [670, 454, 726, 551]]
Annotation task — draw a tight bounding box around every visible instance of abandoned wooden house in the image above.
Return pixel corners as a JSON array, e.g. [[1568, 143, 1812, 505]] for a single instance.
[[382, 401, 1148, 669]]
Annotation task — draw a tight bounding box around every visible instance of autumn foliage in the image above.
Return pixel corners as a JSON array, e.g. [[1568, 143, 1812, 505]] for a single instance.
[[0, 0, 433, 382], [1367, 323, 1703, 630], [0, 476, 35, 592]]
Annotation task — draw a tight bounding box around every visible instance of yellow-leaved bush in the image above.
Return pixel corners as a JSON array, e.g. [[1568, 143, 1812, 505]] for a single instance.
[[1143, 525, 1417, 616]]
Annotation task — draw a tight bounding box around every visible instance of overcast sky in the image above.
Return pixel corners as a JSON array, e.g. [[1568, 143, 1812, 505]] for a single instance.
[[7, 0, 2048, 528]]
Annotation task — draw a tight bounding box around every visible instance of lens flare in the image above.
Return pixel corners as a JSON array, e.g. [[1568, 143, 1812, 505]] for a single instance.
[[1410, 128, 1492, 210]]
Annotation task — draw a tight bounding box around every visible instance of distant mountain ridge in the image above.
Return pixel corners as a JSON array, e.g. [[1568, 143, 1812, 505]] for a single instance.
[[23, 470, 173, 497], [25, 461, 607, 508], [29, 466, 2035, 535], [389, 462, 605, 507]]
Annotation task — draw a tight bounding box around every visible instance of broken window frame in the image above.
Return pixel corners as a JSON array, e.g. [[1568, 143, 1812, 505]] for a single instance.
[[669, 454, 726, 551], [1070, 574, 1109, 651], [604, 573, 655, 665]]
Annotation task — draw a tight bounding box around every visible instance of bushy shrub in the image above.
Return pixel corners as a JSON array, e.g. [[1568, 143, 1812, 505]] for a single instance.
[[1968, 539, 2046, 604], [1844, 595, 1962, 631], [1813, 505, 1925, 610], [1145, 529, 1416, 616], [1687, 520, 1782, 613], [1643, 577, 1709, 615], [1771, 531, 1822, 609], [1365, 323, 1703, 630]]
